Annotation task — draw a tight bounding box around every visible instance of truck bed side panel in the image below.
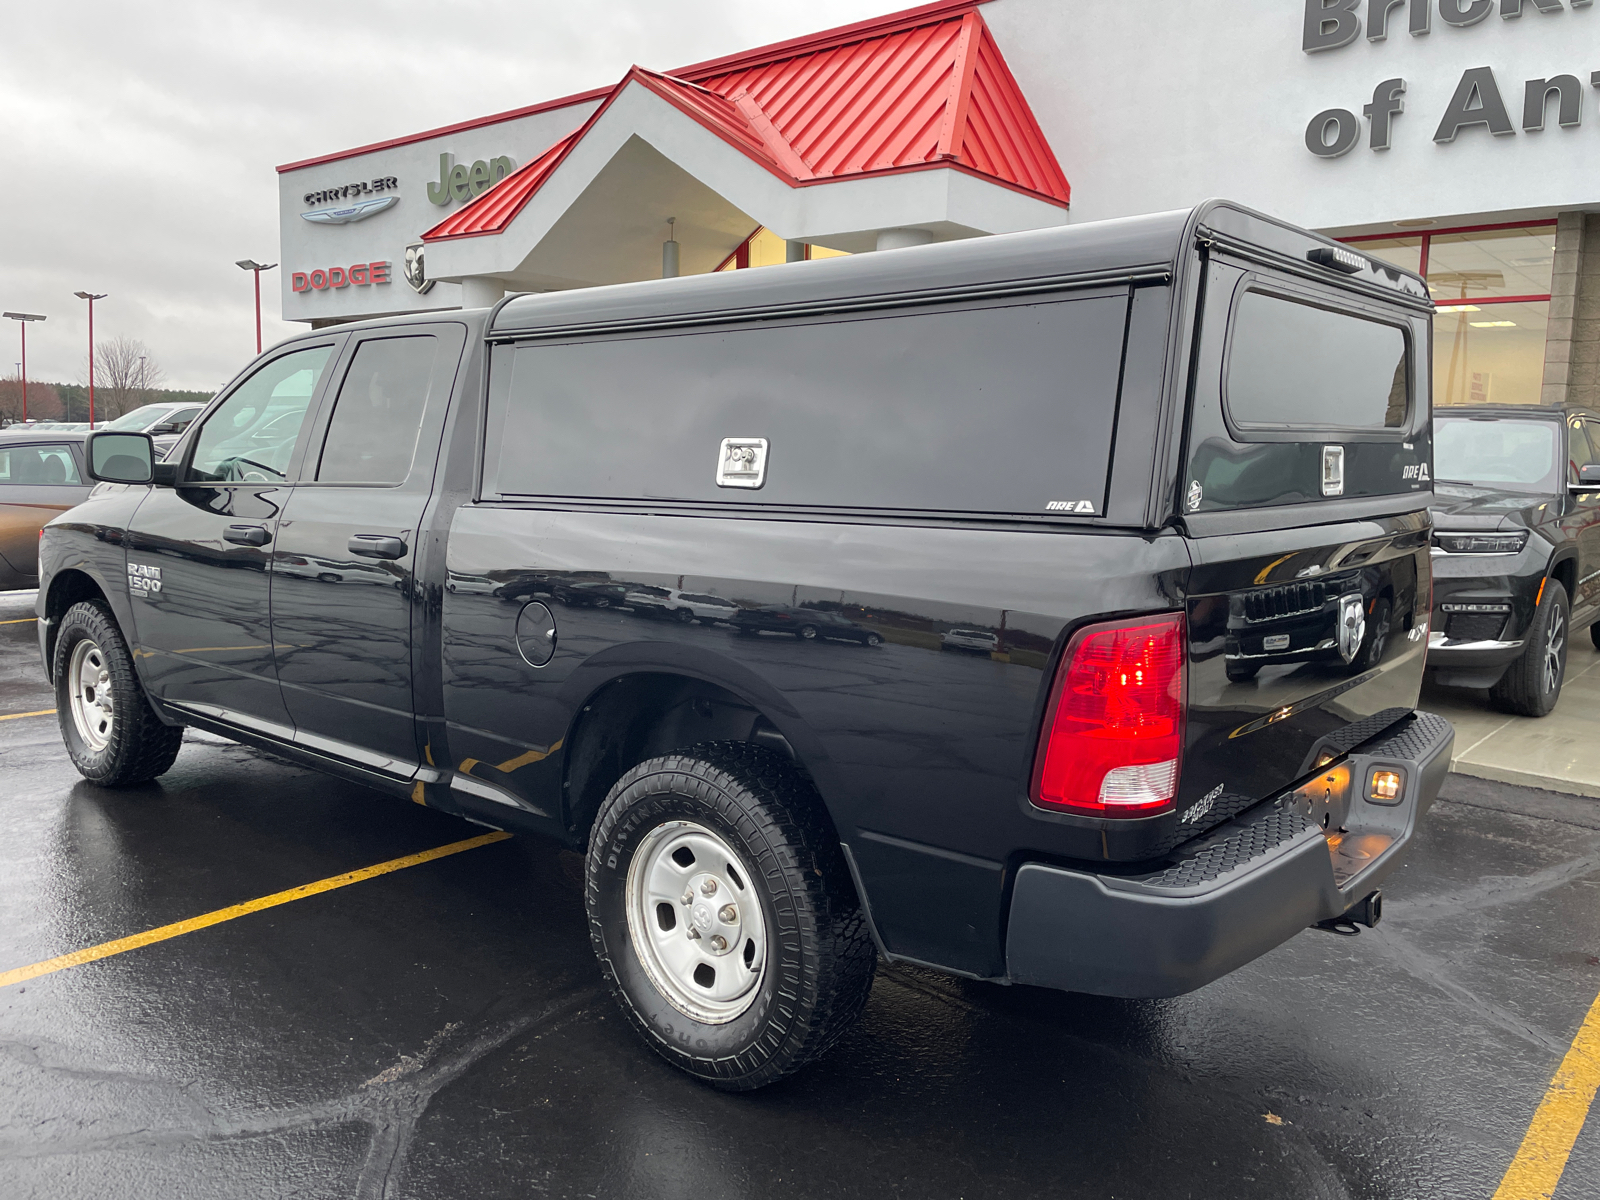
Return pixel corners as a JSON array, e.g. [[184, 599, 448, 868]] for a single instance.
[[441, 510, 1190, 977]]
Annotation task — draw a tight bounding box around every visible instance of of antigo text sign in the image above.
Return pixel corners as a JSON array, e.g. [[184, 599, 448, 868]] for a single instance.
[[292, 262, 392, 293]]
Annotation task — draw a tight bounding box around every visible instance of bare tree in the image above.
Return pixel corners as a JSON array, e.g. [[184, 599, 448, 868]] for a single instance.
[[0, 377, 62, 423], [82, 337, 165, 420]]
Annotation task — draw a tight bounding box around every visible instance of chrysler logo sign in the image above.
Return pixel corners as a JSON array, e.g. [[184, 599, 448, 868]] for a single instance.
[[301, 195, 399, 225]]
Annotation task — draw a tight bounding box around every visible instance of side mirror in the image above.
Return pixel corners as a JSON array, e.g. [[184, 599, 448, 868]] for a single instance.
[[149, 421, 177, 434], [86, 431, 157, 484], [1574, 464, 1600, 489]]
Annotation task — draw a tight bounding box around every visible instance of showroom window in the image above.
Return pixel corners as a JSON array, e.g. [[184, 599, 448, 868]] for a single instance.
[[1343, 221, 1555, 407]]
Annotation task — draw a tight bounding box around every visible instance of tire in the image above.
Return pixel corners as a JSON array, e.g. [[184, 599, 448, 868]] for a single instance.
[[1590, 618, 1600, 652], [674, 608, 695, 624], [53, 600, 183, 786], [1490, 580, 1568, 717], [863, 633, 882, 647], [586, 742, 876, 1090], [1225, 660, 1261, 683], [796, 624, 818, 641], [594, 597, 611, 609]]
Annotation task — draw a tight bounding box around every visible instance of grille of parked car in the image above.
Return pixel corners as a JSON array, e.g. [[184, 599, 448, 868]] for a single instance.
[[1445, 612, 1506, 642], [1242, 581, 1327, 622]]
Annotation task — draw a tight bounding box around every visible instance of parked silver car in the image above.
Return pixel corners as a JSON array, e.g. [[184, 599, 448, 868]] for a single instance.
[[941, 627, 1000, 654]]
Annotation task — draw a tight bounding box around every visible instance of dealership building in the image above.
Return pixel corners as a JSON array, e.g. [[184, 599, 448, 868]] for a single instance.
[[277, 0, 1600, 409]]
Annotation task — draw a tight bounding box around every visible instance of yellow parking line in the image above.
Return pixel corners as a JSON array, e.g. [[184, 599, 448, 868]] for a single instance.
[[0, 616, 36, 624], [0, 831, 512, 990], [0, 708, 54, 722], [1492, 986, 1600, 1200]]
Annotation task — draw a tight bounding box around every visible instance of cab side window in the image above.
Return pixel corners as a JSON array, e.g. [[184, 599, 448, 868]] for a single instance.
[[0, 443, 82, 485], [187, 346, 333, 483], [316, 336, 439, 485]]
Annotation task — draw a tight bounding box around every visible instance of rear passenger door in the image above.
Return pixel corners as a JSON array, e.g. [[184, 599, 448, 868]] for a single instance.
[[269, 325, 465, 774]]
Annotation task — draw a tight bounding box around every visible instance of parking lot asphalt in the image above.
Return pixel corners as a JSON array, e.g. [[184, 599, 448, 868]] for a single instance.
[[2, 586, 1599, 1200]]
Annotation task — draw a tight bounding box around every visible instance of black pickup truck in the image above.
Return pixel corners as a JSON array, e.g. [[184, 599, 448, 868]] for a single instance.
[[39, 201, 1452, 1090]]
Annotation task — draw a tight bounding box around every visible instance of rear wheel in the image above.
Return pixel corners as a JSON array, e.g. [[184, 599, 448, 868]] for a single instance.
[[53, 600, 183, 786], [586, 743, 875, 1090], [1490, 580, 1568, 717], [864, 633, 883, 647], [1225, 661, 1261, 683], [674, 607, 695, 623], [796, 624, 818, 641]]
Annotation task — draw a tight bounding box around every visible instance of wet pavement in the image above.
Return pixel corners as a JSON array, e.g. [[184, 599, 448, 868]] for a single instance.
[[2, 586, 1598, 1199]]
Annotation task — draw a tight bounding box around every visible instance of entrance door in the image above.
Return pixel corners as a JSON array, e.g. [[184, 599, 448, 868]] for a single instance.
[[269, 327, 463, 772], [124, 342, 340, 731]]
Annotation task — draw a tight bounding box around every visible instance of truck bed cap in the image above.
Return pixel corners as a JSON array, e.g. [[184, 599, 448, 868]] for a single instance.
[[489, 201, 1429, 340]]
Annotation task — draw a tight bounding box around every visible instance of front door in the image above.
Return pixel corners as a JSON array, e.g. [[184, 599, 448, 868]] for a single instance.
[[269, 327, 463, 772], [124, 341, 340, 730]]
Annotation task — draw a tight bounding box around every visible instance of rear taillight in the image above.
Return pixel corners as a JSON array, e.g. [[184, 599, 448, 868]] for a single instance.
[[1030, 613, 1186, 818]]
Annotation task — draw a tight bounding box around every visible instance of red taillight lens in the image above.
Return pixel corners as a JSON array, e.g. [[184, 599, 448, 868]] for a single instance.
[[1031, 613, 1186, 817]]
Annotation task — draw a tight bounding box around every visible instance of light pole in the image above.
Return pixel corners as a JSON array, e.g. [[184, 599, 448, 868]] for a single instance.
[[236, 260, 277, 355], [3, 312, 45, 422], [74, 292, 107, 427]]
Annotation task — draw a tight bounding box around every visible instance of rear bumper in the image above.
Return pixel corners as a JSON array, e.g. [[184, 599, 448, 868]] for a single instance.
[[1004, 710, 1453, 998]]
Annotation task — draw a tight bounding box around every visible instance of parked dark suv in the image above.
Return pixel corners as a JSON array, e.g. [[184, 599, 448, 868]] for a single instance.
[[40, 201, 1452, 1090], [1427, 405, 1600, 715]]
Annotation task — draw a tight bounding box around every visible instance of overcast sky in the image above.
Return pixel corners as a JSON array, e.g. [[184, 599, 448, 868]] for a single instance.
[[0, 0, 888, 392]]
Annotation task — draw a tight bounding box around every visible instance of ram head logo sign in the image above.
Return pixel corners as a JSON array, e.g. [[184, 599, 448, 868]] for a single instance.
[[403, 243, 433, 295]]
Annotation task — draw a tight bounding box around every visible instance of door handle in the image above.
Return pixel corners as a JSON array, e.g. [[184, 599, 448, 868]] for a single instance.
[[223, 524, 271, 546], [348, 534, 407, 560]]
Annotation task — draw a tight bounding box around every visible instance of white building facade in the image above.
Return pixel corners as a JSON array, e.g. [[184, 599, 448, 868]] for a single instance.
[[278, 0, 1600, 408]]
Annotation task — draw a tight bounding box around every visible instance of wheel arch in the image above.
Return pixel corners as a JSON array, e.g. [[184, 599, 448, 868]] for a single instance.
[[556, 648, 842, 848], [41, 567, 112, 683], [1547, 552, 1578, 604]]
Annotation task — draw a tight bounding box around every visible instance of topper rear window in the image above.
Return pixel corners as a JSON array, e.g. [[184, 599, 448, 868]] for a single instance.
[[1226, 291, 1409, 434]]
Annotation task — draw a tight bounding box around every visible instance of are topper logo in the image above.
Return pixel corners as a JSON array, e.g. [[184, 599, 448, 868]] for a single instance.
[[292, 262, 392, 293]]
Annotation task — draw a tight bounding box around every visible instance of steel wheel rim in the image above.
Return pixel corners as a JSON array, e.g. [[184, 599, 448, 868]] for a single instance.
[[1544, 605, 1565, 695], [67, 638, 114, 752], [625, 819, 767, 1024]]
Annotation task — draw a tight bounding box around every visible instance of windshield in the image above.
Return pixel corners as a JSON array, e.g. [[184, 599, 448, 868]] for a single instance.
[[1433, 417, 1560, 492], [104, 406, 171, 432]]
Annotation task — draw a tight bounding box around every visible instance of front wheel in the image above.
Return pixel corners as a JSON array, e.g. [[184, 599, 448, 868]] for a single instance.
[[1589, 618, 1600, 652], [674, 608, 695, 624], [796, 624, 818, 641], [1490, 580, 1568, 717], [53, 600, 183, 786], [586, 743, 875, 1090]]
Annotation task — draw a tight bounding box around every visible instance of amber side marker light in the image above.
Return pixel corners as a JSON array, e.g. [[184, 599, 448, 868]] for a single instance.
[[1369, 769, 1403, 804]]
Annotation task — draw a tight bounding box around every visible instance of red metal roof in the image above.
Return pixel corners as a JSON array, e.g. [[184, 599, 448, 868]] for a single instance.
[[422, 3, 1067, 244]]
